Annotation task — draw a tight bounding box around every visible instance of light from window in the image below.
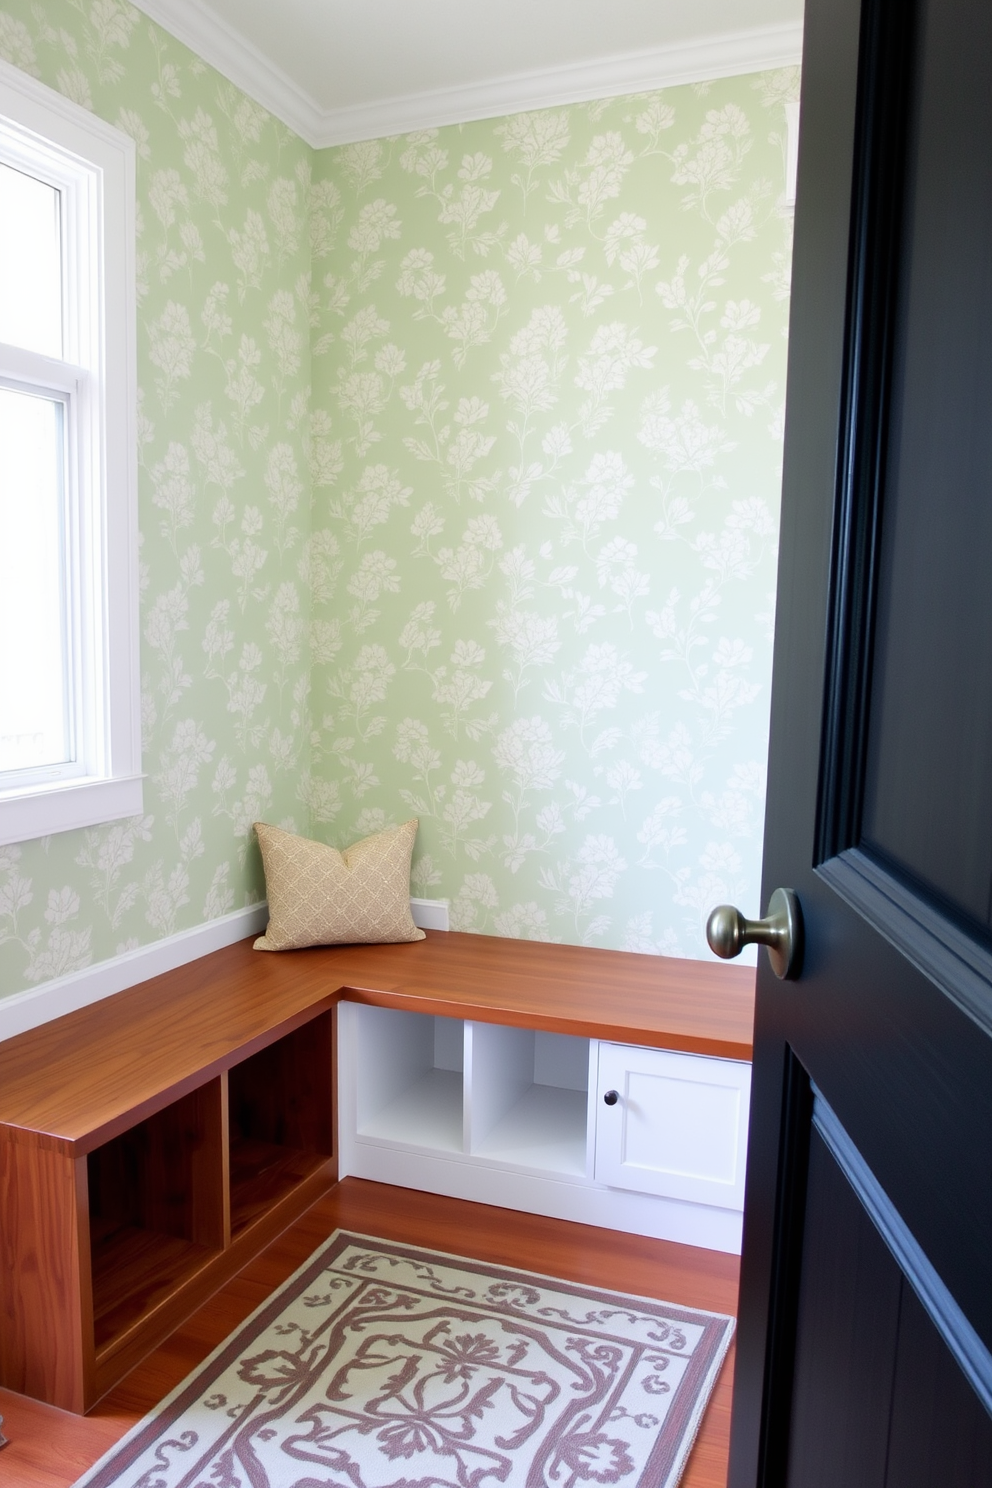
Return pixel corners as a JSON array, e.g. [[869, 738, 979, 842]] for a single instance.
[[0, 58, 140, 847], [0, 386, 70, 774], [0, 159, 62, 358]]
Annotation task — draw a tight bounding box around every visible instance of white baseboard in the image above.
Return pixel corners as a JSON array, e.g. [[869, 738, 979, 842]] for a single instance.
[[0, 894, 449, 1044], [0, 902, 268, 1044], [410, 897, 450, 931], [343, 1140, 742, 1254]]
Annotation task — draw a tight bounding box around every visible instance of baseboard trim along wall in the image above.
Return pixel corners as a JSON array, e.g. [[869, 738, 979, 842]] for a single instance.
[[0, 903, 269, 1044], [0, 895, 451, 1044], [410, 896, 450, 931]]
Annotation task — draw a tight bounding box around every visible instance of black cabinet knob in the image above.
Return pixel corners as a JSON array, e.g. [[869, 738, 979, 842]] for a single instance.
[[603, 1089, 619, 1106]]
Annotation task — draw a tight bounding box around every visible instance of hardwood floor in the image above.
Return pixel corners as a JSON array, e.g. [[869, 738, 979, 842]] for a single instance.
[[0, 1178, 738, 1488]]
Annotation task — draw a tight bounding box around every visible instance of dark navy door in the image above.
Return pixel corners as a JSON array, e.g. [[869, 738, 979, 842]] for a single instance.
[[728, 0, 992, 1481]]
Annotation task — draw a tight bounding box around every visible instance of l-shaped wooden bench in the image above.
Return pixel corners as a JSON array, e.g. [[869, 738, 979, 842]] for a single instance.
[[0, 930, 754, 1413]]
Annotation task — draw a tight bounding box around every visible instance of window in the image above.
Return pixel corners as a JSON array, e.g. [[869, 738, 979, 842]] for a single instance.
[[0, 59, 140, 846]]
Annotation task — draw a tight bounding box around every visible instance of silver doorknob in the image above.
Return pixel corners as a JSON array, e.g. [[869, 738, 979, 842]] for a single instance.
[[706, 887, 803, 980]]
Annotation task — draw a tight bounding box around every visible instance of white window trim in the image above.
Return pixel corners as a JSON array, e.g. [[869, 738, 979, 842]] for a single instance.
[[0, 59, 141, 847]]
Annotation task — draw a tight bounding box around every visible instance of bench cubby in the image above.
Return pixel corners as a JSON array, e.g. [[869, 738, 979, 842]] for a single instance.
[[355, 1007, 464, 1153], [467, 1022, 589, 1176], [88, 1078, 226, 1352], [228, 1012, 334, 1235], [349, 1005, 592, 1177]]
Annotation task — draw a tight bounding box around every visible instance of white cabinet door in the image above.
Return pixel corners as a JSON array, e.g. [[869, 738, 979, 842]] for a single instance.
[[594, 1043, 751, 1209]]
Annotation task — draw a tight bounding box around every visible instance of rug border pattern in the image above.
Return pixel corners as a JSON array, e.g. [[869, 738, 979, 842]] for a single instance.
[[74, 1228, 735, 1488]]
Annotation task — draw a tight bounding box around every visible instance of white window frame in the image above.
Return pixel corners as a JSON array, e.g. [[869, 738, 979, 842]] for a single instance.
[[0, 59, 141, 847]]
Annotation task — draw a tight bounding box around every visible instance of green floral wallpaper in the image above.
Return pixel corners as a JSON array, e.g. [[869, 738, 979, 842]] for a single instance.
[[0, 0, 796, 999], [310, 74, 796, 955], [0, 0, 313, 994]]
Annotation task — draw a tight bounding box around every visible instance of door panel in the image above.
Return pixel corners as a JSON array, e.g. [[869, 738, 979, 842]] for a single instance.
[[886, 1287, 992, 1486], [859, 0, 992, 929], [785, 1128, 902, 1488], [785, 1123, 992, 1488], [728, 0, 992, 1478]]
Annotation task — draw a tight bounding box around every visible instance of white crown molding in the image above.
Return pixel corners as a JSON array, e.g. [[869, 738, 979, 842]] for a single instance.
[[129, 2, 802, 148], [312, 22, 804, 147], [0, 902, 268, 1043], [129, 0, 325, 142]]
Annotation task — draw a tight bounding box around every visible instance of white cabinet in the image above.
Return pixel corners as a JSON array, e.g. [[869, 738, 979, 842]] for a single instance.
[[593, 1042, 750, 1210], [337, 1001, 749, 1255]]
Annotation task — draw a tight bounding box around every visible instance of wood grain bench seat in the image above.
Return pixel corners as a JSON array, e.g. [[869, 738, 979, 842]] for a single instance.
[[0, 930, 754, 1412]]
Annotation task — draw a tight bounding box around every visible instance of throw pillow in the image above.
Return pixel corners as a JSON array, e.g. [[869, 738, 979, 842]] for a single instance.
[[253, 818, 426, 950]]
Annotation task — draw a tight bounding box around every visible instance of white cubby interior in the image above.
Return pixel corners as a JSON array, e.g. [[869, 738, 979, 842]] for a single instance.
[[354, 1005, 464, 1153], [351, 1002, 589, 1178], [466, 1021, 589, 1177]]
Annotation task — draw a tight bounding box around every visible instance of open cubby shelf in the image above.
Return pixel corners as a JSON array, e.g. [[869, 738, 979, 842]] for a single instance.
[[82, 1007, 335, 1385], [473, 1084, 588, 1176], [90, 1228, 216, 1353], [229, 1140, 330, 1235], [227, 1014, 334, 1234], [360, 1068, 464, 1153], [86, 1076, 228, 1355], [350, 1005, 591, 1179]]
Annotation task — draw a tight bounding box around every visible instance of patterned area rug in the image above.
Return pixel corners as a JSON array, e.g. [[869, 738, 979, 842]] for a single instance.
[[75, 1231, 734, 1488]]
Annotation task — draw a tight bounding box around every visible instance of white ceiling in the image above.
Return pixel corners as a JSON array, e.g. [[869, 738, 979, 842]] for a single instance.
[[131, 0, 803, 147]]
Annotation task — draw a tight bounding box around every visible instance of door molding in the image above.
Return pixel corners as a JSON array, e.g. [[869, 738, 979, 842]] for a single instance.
[[815, 0, 916, 863], [819, 848, 992, 1039], [813, 1089, 992, 1418], [752, 1049, 814, 1486]]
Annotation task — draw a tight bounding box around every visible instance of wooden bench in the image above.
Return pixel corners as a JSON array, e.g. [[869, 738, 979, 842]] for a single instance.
[[0, 930, 753, 1412]]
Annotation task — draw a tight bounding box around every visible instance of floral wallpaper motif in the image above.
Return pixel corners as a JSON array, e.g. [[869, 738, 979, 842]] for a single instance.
[[0, 0, 313, 996], [310, 74, 796, 955], [0, 0, 796, 1000]]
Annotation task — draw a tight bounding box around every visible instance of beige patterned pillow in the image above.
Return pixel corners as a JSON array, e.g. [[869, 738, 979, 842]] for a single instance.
[[253, 819, 426, 950]]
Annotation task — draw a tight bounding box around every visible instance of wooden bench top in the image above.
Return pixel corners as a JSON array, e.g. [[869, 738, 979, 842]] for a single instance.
[[0, 932, 755, 1156]]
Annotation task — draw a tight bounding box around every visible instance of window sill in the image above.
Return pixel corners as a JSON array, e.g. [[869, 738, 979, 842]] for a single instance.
[[0, 773, 145, 847]]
